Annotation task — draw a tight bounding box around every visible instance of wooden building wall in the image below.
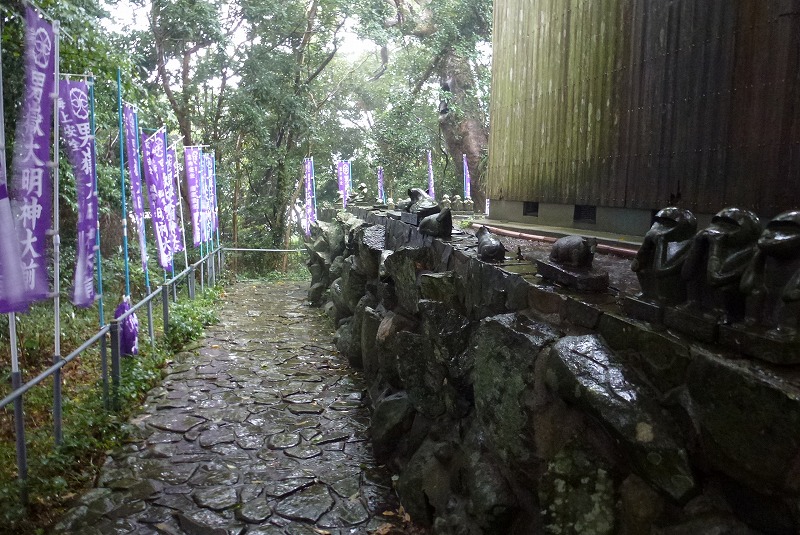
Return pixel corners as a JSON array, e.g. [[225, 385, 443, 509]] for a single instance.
[[487, 0, 800, 216]]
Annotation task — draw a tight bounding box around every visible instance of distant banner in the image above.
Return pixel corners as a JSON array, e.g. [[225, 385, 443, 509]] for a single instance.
[[184, 146, 202, 246], [463, 153, 471, 199], [123, 104, 148, 271], [377, 166, 384, 203], [202, 153, 213, 242], [10, 7, 56, 305], [204, 153, 217, 236], [59, 81, 97, 307], [166, 147, 184, 253], [303, 157, 315, 235], [337, 160, 350, 208], [142, 127, 172, 268], [427, 150, 435, 199]]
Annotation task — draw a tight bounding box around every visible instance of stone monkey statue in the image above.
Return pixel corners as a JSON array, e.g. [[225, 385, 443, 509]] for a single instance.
[[631, 207, 697, 304], [680, 207, 761, 322], [741, 210, 800, 332]]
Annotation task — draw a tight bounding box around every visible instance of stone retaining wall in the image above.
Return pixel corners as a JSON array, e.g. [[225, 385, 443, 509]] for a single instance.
[[305, 208, 800, 535]]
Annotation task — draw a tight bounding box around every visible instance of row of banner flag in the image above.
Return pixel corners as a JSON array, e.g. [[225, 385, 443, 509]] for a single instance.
[[0, 6, 219, 315], [325, 151, 473, 215]]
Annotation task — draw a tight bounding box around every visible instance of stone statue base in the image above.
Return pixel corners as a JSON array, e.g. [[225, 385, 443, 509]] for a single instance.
[[719, 325, 800, 365], [535, 259, 609, 292], [620, 295, 664, 324], [401, 207, 440, 226], [663, 307, 719, 343]]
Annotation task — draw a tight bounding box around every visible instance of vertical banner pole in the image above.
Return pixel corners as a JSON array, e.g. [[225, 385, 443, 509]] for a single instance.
[[90, 75, 109, 407], [51, 20, 63, 446], [116, 68, 131, 296], [89, 76, 104, 325]]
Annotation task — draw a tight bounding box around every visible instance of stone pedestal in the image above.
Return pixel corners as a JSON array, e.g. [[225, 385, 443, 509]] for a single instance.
[[400, 212, 421, 226], [620, 295, 664, 324], [719, 325, 800, 365], [535, 259, 609, 292], [663, 307, 719, 343]]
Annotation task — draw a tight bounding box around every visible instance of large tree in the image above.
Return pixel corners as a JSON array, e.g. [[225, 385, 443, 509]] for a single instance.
[[355, 0, 492, 206]]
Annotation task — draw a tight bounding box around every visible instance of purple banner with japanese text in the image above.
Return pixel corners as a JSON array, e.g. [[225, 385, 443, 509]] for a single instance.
[[337, 160, 350, 208], [184, 146, 202, 247], [166, 147, 185, 253], [142, 127, 173, 268], [123, 104, 148, 271], [59, 81, 97, 307], [10, 6, 56, 305], [164, 147, 181, 255]]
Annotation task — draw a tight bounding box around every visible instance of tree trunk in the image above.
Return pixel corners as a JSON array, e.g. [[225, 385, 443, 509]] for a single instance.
[[232, 133, 243, 273], [438, 51, 488, 209]]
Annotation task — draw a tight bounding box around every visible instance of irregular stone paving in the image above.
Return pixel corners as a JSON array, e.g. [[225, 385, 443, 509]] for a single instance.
[[54, 281, 408, 535]]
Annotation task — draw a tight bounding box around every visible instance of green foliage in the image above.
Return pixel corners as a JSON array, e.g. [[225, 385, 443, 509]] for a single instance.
[[165, 288, 221, 351]]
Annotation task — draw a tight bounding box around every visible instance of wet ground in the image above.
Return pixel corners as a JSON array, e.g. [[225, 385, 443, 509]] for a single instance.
[[53, 281, 417, 535]]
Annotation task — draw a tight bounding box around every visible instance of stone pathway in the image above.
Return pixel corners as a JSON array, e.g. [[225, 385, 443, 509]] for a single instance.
[[54, 281, 408, 535]]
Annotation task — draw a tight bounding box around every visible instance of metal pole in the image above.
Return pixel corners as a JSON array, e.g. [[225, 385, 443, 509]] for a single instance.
[[162, 284, 169, 339], [109, 320, 121, 411], [116, 68, 131, 296], [189, 266, 196, 300], [9, 314, 28, 503], [100, 333, 108, 410], [147, 298, 154, 346], [52, 21, 62, 446]]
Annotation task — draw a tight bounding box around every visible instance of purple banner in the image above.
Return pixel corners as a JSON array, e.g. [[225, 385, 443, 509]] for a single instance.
[[184, 147, 202, 246], [337, 160, 351, 208], [123, 104, 148, 271], [166, 148, 185, 253], [114, 297, 139, 355], [204, 153, 217, 236], [201, 153, 213, 242], [0, 73, 25, 312], [10, 7, 56, 305], [58, 81, 97, 307], [463, 153, 471, 199], [377, 166, 384, 203], [303, 158, 315, 236], [427, 150, 435, 199], [142, 127, 173, 268]]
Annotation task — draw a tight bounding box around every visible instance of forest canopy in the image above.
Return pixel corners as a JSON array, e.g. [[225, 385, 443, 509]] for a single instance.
[[0, 0, 492, 257]]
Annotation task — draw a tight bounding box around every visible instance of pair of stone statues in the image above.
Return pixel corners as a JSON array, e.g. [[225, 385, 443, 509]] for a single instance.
[[632, 207, 800, 332]]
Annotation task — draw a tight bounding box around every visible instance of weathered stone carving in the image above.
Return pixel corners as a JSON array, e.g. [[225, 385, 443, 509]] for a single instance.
[[452, 194, 463, 212], [464, 196, 474, 213], [419, 208, 452, 239], [408, 187, 439, 215], [440, 194, 451, 211], [631, 207, 697, 305], [740, 210, 800, 332], [537, 235, 608, 291], [549, 235, 597, 269], [476, 226, 506, 262], [679, 207, 761, 323]]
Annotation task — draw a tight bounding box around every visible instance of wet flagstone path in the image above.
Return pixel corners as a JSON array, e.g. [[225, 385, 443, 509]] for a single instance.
[[54, 281, 407, 535]]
